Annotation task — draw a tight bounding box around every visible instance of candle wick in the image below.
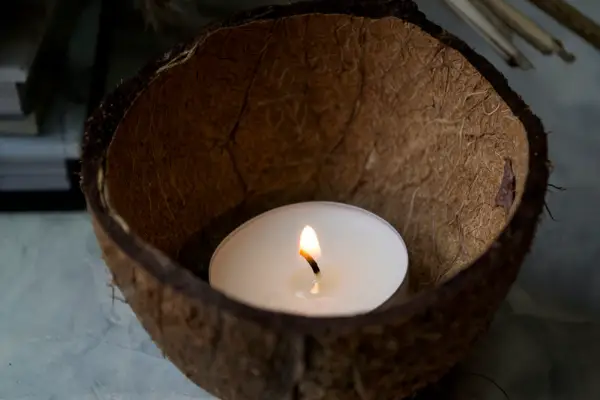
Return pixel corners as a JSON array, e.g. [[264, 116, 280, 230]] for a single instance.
[[299, 249, 321, 275]]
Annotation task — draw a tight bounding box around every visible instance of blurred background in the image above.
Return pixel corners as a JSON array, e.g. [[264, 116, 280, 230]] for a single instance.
[[1, 0, 599, 399]]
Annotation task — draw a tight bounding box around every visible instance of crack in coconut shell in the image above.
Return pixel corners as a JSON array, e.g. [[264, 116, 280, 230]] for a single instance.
[[496, 157, 517, 216]]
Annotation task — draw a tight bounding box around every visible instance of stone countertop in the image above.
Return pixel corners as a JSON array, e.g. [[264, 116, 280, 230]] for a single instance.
[[2, 213, 599, 400]]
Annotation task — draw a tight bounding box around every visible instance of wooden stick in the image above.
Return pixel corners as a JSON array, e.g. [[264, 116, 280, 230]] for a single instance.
[[483, 0, 575, 62], [444, 0, 533, 69], [471, 0, 514, 38], [527, 0, 600, 50]]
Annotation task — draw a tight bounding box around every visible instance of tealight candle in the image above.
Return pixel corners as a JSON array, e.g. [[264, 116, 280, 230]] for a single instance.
[[209, 202, 409, 317]]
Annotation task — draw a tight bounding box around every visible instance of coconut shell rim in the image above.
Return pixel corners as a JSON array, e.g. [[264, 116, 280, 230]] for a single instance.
[[81, 0, 549, 333]]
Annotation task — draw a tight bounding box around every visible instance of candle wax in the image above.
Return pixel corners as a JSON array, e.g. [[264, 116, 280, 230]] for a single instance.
[[209, 202, 408, 317]]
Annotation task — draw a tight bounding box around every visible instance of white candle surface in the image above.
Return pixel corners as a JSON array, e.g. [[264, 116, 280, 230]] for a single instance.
[[209, 202, 408, 317]]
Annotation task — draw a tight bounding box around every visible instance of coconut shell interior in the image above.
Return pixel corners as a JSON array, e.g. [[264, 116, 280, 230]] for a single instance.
[[104, 14, 529, 294]]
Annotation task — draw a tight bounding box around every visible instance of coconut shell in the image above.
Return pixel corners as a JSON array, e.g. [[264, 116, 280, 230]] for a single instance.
[[81, 1, 549, 399]]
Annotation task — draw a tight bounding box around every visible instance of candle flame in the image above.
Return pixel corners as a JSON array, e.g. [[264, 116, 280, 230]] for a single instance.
[[299, 225, 321, 259]]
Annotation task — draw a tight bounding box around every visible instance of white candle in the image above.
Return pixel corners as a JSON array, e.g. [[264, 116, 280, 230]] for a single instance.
[[209, 202, 409, 317]]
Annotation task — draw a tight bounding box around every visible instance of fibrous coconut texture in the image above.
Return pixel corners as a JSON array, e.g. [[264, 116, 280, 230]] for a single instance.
[[82, 1, 548, 399]]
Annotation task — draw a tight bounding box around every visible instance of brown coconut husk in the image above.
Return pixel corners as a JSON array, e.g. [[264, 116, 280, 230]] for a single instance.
[[81, 1, 549, 399]]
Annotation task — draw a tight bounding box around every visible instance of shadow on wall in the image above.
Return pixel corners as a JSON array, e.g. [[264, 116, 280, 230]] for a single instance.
[[133, 0, 291, 34]]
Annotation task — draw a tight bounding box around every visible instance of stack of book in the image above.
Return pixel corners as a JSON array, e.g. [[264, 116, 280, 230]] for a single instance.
[[0, 0, 101, 194], [0, 4, 51, 136]]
